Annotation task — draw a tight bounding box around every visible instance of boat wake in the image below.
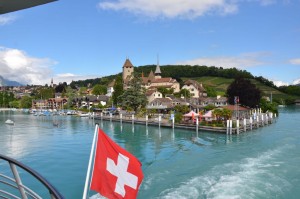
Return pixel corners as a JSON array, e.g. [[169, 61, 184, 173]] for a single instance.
[[90, 193, 105, 199], [157, 146, 291, 199]]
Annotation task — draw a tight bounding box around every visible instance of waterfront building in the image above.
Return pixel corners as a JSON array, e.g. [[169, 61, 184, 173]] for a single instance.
[[47, 98, 68, 110], [146, 98, 173, 113], [32, 99, 48, 110], [200, 96, 228, 107], [182, 80, 207, 98]]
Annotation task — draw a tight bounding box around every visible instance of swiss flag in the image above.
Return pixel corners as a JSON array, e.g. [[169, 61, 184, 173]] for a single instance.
[[90, 128, 144, 199]]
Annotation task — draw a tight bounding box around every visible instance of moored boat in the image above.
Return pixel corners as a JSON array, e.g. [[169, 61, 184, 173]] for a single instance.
[[5, 119, 14, 125]]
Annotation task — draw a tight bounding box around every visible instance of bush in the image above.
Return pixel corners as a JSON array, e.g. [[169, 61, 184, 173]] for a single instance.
[[175, 113, 183, 123]]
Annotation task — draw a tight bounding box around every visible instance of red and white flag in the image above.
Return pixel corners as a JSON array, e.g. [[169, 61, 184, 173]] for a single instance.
[[90, 128, 144, 199]]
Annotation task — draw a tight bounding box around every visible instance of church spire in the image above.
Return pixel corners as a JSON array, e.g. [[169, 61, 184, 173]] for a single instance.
[[154, 54, 161, 79]]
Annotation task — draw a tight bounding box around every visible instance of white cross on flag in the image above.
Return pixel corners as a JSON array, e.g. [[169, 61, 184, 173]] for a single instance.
[[90, 128, 144, 199]]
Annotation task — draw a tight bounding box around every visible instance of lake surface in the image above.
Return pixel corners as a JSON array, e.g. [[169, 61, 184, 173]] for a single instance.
[[1, 107, 300, 199]]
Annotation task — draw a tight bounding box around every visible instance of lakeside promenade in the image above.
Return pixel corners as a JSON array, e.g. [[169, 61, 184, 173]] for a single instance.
[[92, 112, 276, 134]]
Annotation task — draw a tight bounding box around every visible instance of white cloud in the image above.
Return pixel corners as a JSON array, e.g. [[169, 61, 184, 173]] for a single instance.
[[175, 52, 267, 68], [98, 0, 238, 19], [0, 47, 55, 85], [289, 58, 300, 65], [292, 79, 300, 85], [272, 80, 289, 87], [0, 14, 17, 25]]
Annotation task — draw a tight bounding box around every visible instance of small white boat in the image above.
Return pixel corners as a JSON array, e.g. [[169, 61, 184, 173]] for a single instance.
[[79, 113, 90, 117], [278, 104, 286, 108], [5, 119, 14, 125]]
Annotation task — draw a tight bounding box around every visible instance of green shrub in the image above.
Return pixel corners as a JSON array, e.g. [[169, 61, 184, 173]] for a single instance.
[[175, 113, 183, 123]]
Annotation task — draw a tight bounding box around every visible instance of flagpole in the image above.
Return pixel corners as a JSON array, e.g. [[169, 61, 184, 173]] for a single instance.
[[82, 124, 99, 199]]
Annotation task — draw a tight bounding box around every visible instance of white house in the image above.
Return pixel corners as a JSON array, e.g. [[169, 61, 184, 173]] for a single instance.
[[182, 80, 207, 98], [145, 90, 163, 103]]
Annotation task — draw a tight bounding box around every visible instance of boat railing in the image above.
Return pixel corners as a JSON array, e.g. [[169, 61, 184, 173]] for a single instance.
[[0, 154, 64, 199]]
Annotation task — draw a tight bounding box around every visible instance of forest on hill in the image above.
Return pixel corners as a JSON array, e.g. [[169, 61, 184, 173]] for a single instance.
[[70, 65, 300, 98]]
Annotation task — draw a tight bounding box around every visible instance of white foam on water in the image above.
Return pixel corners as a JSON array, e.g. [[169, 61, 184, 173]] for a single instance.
[[142, 170, 171, 190], [90, 193, 106, 199], [158, 146, 292, 199]]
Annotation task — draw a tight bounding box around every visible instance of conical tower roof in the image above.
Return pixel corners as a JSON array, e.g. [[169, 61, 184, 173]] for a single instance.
[[155, 58, 161, 74], [123, 58, 134, 68], [148, 70, 155, 80]]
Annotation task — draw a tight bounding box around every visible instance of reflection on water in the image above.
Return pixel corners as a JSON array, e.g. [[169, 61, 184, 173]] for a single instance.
[[1, 107, 300, 199]]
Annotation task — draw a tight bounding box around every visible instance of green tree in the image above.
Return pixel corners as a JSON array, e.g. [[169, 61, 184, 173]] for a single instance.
[[20, 96, 33, 108], [213, 108, 232, 121], [174, 89, 191, 98], [0, 92, 3, 107], [174, 113, 183, 123], [119, 73, 147, 112], [174, 105, 189, 114], [205, 86, 217, 97], [92, 84, 107, 95], [204, 104, 216, 110], [79, 87, 87, 95], [9, 100, 20, 108], [55, 83, 67, 93], [279, 85, 300, 96], [157, 87, 174, 97], [260, 98, 278, 115], [227, 77, 261, 108], [65, 86, 76, 109], [35, 88, 55, 99], [112, 76, 124, 106], [0, 91, 15, 107]]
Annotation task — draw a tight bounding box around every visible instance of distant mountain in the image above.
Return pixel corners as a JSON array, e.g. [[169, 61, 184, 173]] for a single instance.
[[0, 76, 23, 86]]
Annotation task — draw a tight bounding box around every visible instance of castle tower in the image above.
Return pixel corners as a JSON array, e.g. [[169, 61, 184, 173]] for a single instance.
[[154, 55, 161, 79], [51, 78, 53, 87], [122, 58, 134, 82]]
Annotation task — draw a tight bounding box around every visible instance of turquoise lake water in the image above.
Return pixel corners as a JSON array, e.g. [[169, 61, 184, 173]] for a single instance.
[[1, 107, 300, 199]]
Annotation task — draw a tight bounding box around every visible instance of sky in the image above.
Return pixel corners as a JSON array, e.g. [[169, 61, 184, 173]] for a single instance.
[[0, 0, 300, 86]]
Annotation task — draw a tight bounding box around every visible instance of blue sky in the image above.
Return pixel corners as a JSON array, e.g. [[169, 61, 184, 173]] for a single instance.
[[0, 0, 299, 86]]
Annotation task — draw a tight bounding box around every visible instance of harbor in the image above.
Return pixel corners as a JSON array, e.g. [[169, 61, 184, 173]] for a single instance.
[[1, 107, 298, 198]]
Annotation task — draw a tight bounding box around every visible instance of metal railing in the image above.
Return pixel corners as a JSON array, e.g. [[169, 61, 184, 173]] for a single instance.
[[0, 154, 64, 199]]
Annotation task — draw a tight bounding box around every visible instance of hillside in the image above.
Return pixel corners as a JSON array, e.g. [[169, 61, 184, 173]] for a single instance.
[[71, 64, 296, 102], [186, 76, 288, 99]]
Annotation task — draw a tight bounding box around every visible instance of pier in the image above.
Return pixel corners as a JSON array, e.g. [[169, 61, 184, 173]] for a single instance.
[[91, 111, 276, 134]]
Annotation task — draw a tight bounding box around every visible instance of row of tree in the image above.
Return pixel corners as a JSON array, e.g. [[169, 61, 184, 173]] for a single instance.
[[0, 91, 15, 107]]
